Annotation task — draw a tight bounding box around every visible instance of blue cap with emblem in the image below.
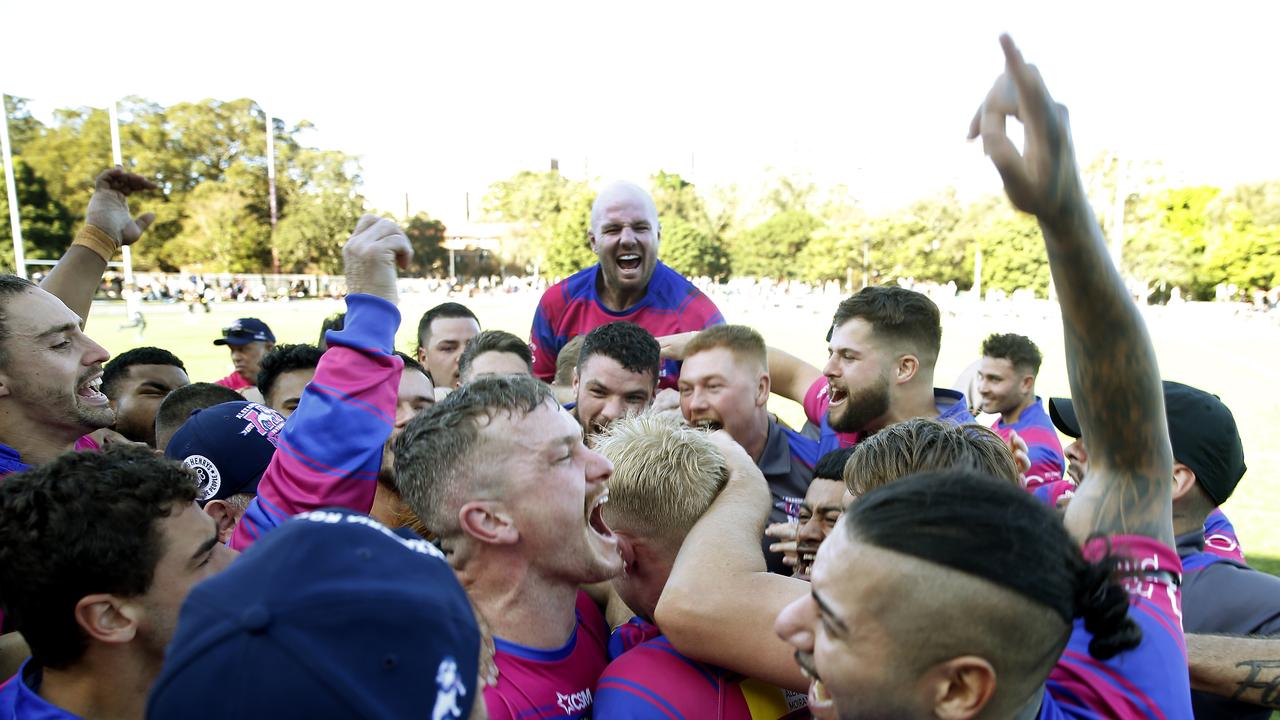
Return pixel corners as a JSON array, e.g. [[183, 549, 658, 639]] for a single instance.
[[146, 508, 481, 720], [213, 318, 276, 346], [163, 401, 284, 505]]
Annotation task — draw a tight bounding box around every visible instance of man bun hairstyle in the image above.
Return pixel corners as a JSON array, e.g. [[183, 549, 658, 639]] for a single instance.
[[845, 470, 1142, 661], [577, 322, 660, 385]]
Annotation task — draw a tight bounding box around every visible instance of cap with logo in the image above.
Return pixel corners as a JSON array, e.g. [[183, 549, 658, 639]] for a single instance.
[[1049, 380, 1246, 505], [213, 318, 276, 347], [146, 508, 480, 720], [164, 401, 284, 504]]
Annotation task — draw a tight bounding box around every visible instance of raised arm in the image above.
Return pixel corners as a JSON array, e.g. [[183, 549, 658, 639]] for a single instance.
[[654, 431, 809, 691], [970, 35, 1173, 546], [39, 168, 156, 325], [230, 215, 412, 550], [1186, 634, 1280, 709]]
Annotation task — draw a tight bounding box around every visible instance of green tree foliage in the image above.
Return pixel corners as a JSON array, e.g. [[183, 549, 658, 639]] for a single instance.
[[274, 191, 366, 274], [0, 159, 76, 270], [733, 210, 821, 279], [403, 213, 448, 277], [961, 199, 1049, 296], [660, 217, 729, 279], [1202, 181, 1280, 292], [1125, 186, 1220, 296], [542, 185, 597, 278], [4, 96, 361, 272], [482, 169, 591, 272]]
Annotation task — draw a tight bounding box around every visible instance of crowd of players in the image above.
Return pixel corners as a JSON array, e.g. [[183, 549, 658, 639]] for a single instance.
[[0, 36, 1277, 719]]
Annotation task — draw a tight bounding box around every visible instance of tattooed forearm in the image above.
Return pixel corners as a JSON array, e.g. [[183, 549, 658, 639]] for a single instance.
[[1042, 200, 1174, 546], [1231, 660, 1280, 708]]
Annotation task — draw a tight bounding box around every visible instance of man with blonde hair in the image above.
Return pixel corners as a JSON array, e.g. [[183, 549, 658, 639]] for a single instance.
[[678, 324, 817, 573], [592, 414, 807, 718], [843, 418, 1021, 498]]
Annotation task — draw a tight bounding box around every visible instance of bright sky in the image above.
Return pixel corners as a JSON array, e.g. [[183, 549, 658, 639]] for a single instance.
[[6, 0, 1279, 223]]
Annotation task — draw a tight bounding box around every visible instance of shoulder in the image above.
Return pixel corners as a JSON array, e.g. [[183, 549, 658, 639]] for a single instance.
[[596, 636, 722, 714], [780, 424, 820, 468], [539, 266, 598, 311], [1184, 562, 1280, 635]]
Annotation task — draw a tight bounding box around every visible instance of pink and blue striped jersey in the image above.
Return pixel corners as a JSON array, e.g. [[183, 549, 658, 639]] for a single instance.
[[485, 591, 610, 719], [530, 262, 723, 390], [991, 398, 1064, 490], [596, 618, 809, 719], [229, 294, 402, 550], [1040, 535, 1191, 719]]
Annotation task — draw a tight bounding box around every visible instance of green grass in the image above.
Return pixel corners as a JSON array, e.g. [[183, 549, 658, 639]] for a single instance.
[[85, 291, 1280, 572]]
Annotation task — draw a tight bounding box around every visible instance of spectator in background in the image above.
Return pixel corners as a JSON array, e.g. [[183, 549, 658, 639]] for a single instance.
[[531, 181, 723, 390], [100, 347, 190, 447], [0, 445, 236, 720], [456, 330, 533, 385], [977, 332, 1064, 488], [571, 322, 660, 439], [256, 344, 325, 417], [678, 325, 817, 574], [153, 383, 243, 453], [415, 302, 480, 390], [316, 312, 344, 351], [212, 318, 275, 399]]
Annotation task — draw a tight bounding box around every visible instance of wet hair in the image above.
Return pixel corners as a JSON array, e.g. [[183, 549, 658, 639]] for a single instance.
[[683, 324, 767, 373], [394, 375, 554, 539], [595, 413, 727, 544], [0, 275, 38, 368], [154, 383, 243, 451], [831, 286, 941, 364], [554, 335, 586, 386], [982, 333, 1044, 376], [843, 418, 1021, 497], [101, 347, 188, 399], [415, 302, 479, 354], [256, 344, 324, 404], [813, 447, 856, 482], [846, 470, 1142, 662], [457, 330, 532, 382], [577, 322, 660, 385], [0, 444, 198, 668]]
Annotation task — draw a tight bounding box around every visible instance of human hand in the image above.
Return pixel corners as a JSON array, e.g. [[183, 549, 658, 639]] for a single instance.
[[656, 331, 699, 361], [651, 388, 682, 416], [967, 35, 1085, 228], [85, 167, 158, 246], [1006, 429, 1032, 481], [343, 214, 412, 304], [87, 427, 148, 449], [765, 521, 799, 568], [706, 429, 771, 506]]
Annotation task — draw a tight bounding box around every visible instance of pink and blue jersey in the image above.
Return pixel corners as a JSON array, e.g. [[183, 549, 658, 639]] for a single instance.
[[485, 591, 609, 719], [531, 262, 723, 390], [230, 294, 402, 551], [802, 377, 975, 457], [1200, 508, 1246, 565], [1040, 535, 1191, 719], [596, 618, 809, 719], [992, 398, 1064, 490]]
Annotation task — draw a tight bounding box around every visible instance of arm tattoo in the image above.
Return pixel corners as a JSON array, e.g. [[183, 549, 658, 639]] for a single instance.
[[1232, 660, 1280, 708]]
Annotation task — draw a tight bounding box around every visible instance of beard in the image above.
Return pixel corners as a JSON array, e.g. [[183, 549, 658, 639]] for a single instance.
[[829, 373, 892, 434], [34, 377, 115, 435]]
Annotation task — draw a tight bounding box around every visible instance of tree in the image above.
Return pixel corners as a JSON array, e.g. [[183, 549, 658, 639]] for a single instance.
[[964, 200, 1049, 297], [732, 210, 822, 279], [1125, 186, 1220, 298], [1202, 182, 1280, 292], [542, 185, 597, 278], [162, 182, 272, 272], [274, 191, 366, 274], [660, 217, 729, 279], [0, 159, 77, 271], [482, 169, 590, 271], [403, 213, 448, 277]]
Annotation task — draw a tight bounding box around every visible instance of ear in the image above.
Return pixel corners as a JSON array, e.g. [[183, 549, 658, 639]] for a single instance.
[[615, 534, 637, 577], [203, 500, 240, 544], [74, 594, 139, 646], [923, 655, 997, 720], [1172, 463, 1199, 501], [416, 345, 428, 364], [588, 229, 599, 254], [755, 372, 771, 408], [1020, 374, 1035, 396], [571, 367, 581, 394], [0, 367, 12, 399], [458, 500, 518, 546], [896, 354, 920, 385]]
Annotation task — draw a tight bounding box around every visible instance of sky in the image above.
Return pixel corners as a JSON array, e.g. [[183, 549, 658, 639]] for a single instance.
[[5, 0, 1279, 224]]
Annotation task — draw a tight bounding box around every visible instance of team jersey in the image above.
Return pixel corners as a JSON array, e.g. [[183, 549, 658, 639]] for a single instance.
[[1200, 508, 1247, 564], [530, 262, 724, 390], [596, 618, 809, 719], [485, 591, 609, 719], [991, 397, 1065, 489], [759, 420, 819, 575], [0, 659, 81, 719], [229, 294, 402, 551], [802, 377, 975, 457], [214, 370, 253, 391], [1040, 535, 1191, 719], [1031, 479, 1076, 509]]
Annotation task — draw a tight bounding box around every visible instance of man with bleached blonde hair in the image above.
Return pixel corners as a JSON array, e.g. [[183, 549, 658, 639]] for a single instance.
[[592, 414, 808, 718]]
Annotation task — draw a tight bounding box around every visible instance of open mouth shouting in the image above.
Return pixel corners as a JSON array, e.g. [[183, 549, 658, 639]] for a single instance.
[[796, 651, 835, 718], [690, 415, 724, 432], [795, 544, 820, 581], [827, 381, 848, 408], [76, 371, 108, 406], [586, 488, 616, 546]]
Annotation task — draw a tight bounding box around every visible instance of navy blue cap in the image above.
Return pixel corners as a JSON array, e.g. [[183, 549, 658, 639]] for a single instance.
[[213, 318, 276, 346], [1049, 381, 1246, 505], [147, 509, 480, 720], [164, 401, 283, 504]]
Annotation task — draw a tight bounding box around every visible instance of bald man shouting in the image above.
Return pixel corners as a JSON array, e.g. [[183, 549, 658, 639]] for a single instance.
[[530, 181, 723, 390]]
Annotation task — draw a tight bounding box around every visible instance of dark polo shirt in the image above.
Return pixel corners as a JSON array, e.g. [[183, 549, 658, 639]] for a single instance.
[[758, 417, 819, 575]]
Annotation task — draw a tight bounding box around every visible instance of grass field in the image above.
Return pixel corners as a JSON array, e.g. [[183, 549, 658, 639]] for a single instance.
[[85, 290, 1280, 574]]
